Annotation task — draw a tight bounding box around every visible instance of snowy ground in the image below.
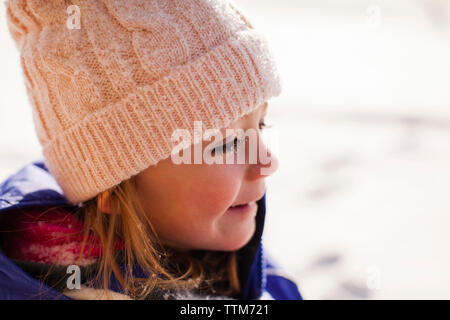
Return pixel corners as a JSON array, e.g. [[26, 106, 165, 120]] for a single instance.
[[1, 0, 450, 299]]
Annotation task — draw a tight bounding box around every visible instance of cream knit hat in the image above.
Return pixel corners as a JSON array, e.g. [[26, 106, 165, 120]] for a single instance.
[[5, 0, 282, 205]]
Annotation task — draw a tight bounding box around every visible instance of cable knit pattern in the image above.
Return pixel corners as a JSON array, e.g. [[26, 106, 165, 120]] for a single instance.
[[5, 0, 282, 204]]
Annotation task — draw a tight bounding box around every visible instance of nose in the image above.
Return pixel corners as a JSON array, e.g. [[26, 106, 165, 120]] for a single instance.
[[259, 143, 279, 177], [247, 137, 279, 179]]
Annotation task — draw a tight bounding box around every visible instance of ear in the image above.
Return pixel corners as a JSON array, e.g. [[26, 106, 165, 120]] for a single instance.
[[97, 190, 119, 214]]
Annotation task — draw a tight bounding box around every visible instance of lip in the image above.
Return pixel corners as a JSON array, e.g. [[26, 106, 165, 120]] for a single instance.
[[226, 201, 258, 216], [230, 190, 265, 208]]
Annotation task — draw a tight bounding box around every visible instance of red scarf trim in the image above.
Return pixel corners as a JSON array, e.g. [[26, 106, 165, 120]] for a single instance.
[[1, 206, 125, 266]]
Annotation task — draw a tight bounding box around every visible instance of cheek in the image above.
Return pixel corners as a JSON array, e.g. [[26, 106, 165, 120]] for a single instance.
[[187, 165, 242, 218], [135, 163, 245, 249]]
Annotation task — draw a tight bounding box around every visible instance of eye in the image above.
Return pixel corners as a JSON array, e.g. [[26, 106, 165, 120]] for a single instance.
[[259, 120, 271, 130], [210, 120, 271, 156], [211, 136, 245, 156]]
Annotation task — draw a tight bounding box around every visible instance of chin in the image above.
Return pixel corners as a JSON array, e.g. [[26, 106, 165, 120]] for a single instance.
[[215, 227, 256, 252], [220, 241, 250, 252]]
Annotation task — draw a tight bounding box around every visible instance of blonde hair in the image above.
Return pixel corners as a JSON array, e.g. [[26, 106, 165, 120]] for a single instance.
[[73, 175, 241, 299]]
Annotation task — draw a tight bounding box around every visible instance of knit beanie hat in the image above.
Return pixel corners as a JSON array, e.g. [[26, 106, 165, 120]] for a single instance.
[[5, 0, 282, 205]]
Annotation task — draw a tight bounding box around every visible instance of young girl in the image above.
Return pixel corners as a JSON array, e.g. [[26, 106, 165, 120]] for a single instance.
[[0, 0, 302, 300]]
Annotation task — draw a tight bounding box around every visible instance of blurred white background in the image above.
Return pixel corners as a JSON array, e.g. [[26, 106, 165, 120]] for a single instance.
[[1, 0, 450, 299]]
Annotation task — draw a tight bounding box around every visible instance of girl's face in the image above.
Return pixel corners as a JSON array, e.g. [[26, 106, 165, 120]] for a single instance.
[[134, 103, 278, 251]]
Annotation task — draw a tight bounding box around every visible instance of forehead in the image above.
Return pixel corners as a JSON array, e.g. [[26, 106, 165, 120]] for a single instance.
[[237, 101, 268, 123], [216, 102, 268, 136]]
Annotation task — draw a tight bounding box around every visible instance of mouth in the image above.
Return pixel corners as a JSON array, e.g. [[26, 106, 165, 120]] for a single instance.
[[230, 203, 250, 209], [227, 201, 258, 216], [229, 192, 265, 209]]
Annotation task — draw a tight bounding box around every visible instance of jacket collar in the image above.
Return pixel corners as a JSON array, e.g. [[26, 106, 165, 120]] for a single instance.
[[0, 159, 266, 299]]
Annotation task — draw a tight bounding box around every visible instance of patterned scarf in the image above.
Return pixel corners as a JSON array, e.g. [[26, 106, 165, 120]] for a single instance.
[[0, 206, 125, 266]]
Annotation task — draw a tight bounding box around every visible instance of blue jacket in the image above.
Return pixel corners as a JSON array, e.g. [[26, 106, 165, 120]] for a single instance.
[[0, 159, 302, 300]]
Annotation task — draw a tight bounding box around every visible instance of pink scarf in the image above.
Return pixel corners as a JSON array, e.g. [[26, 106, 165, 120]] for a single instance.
[[1, 206, 125, 266]]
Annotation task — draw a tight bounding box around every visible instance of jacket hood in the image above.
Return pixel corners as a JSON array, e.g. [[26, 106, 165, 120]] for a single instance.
[[0, 159, 268, 300]]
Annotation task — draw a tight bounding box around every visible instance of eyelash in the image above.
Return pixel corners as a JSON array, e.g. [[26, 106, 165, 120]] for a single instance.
[[212, 120, 270, 155], [259, 120, 268, 130]]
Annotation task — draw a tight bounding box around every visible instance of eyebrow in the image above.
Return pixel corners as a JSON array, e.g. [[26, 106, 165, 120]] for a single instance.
[[262, 101, 268, 116], [211, 102, 269, 147]]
